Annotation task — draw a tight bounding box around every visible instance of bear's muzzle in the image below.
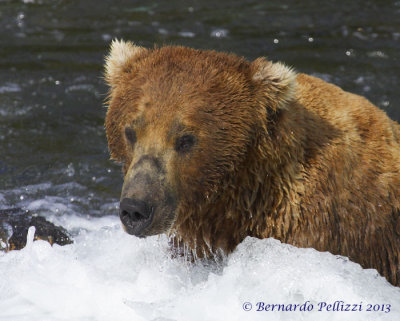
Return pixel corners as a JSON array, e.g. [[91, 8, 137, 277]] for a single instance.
[[119, 154, 177, 237]]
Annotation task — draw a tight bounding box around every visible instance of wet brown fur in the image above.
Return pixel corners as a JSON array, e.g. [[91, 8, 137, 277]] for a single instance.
[[105, 40, 400, 286]]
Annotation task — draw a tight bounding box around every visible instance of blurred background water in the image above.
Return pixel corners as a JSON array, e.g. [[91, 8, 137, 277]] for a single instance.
[[0, 0, 399, 224]]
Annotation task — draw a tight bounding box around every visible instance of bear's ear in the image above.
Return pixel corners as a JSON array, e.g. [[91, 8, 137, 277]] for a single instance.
[[250, 57, 297, 110], [104, 39, 147, 88]]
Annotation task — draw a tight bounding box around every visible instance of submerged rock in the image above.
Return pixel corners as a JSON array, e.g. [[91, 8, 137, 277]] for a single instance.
[[0, 208, 72, 251]]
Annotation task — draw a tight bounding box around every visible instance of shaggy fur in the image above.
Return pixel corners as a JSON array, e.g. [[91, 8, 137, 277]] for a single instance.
[[104, 40, 400, 286]]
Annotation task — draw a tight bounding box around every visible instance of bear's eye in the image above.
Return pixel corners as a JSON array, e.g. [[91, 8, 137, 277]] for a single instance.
[[125, 127, 137, 146], [175, 134, 195, 154]]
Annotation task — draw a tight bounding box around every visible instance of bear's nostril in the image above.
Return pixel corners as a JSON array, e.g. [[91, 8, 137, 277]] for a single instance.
[[122, 209, 145, 222], [121, 210, 129, 219], [132, 211, 144, 221]]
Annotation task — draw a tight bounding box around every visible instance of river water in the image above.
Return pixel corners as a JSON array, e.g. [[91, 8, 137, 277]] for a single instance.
[[0, 1, 400, 320], [1, 0, 399, 215]]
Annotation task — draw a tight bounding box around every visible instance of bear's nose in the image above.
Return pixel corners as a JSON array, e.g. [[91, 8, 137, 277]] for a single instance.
[[119, 198, 153, 235]]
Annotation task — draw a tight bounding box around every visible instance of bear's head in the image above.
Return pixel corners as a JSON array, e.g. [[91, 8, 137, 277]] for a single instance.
[[104, 40, 296, 242]]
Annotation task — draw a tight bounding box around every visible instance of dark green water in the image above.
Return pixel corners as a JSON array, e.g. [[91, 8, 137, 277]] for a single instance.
[[0, 0, 399, 221]]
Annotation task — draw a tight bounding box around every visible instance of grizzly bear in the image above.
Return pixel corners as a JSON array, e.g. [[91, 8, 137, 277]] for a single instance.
[[104, 39, 400, 286]]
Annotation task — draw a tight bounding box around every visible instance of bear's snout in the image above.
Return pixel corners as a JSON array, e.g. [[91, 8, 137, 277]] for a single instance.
[[119, 198, 154, 236], [119, 154, 177, 237]]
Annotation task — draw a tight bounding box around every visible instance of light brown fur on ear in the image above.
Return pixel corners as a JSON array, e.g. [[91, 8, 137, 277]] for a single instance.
[[251, 58, 297, 110], [104, 39, 147, 88]]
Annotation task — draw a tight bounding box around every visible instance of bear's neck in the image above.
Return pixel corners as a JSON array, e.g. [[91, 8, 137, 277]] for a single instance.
[[230, 103, 308, 243]]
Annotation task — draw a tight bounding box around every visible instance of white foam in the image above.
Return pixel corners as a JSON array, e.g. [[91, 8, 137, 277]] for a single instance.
[[210, 29, 229, 38], [0, 83, 21, 94], [0, 215, 399, 321], [0, 193, 6, 206]]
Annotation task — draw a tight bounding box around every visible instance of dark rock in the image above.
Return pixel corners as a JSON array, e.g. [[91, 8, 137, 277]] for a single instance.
[[0, 208, 72, 251]]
